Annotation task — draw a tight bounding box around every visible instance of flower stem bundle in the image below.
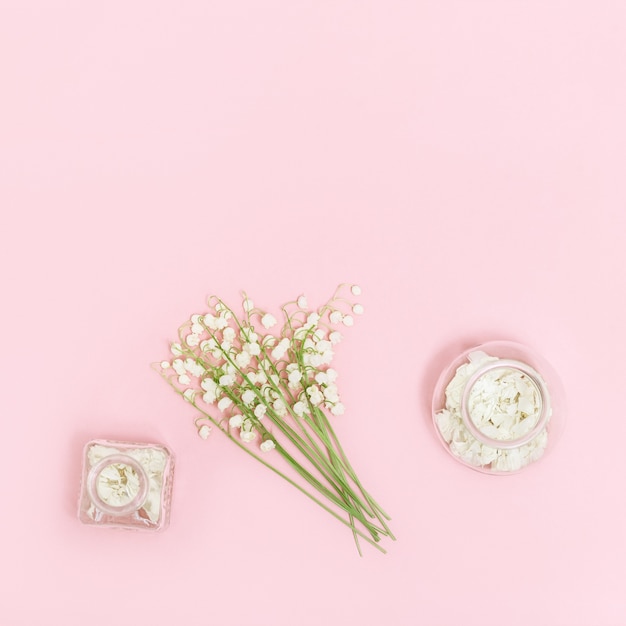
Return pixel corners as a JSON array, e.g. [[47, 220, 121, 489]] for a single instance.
[[155, 284, 394, 554]]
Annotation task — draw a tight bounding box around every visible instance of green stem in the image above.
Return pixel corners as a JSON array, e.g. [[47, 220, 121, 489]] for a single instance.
[[198, 323, 383, 532], [314, 407, 395, 540], [177, 341, 384, 537], [159, 289, 394, 551], [171, 386, 386, 554]]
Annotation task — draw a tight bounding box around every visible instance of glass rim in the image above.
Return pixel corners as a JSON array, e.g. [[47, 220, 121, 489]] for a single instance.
[[460, 358, 551, 449], [86, 453, 149, 516]]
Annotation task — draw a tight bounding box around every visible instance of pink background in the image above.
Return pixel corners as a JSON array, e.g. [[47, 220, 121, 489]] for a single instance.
[[1, 1, 625, 624]]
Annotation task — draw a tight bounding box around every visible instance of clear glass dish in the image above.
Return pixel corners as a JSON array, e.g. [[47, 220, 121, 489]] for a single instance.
[[431, 340, 566, 475]]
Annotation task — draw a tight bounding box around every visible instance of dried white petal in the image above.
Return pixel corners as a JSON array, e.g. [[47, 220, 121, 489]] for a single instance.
[[436, 352, 550, 472]]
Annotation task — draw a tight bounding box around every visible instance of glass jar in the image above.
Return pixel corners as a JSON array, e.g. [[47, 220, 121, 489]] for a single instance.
[[431, 341, 565, 475], [78, 439, 174, 530]]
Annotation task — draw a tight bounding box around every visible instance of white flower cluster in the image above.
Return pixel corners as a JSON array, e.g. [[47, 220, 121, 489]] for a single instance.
[[435, 351, 549, 472], [159, 285, 364, 452]]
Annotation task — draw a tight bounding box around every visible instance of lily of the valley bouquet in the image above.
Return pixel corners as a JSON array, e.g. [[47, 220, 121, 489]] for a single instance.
[[156, 285, 394, 553]]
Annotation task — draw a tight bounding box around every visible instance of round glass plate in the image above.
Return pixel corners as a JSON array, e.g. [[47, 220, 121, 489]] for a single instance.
[[432, 340, 566, 475]]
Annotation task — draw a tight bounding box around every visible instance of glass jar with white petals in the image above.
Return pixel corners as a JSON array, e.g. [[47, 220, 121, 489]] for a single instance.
[[78, 439, 174, 530], [432, 341, 565, 474]]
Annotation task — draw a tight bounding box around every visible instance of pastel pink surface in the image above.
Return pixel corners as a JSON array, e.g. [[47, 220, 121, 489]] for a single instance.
[[1, 1, 625, 625]]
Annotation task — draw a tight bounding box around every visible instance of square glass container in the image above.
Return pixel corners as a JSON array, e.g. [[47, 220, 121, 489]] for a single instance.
[[78, 439, 174, 530]]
